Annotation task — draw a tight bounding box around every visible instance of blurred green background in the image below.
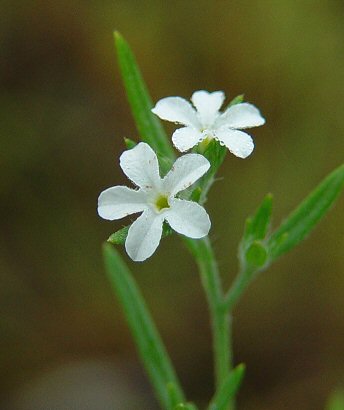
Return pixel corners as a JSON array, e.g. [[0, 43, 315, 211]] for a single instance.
[[1, 1, 344, 409]]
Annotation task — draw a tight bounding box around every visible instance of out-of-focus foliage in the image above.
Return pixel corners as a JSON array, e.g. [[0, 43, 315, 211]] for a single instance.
[[326, 390, 344, 410], [1, 1, 343, 409]]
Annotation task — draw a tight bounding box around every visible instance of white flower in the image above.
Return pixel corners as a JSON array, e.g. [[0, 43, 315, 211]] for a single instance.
[[152, 90, 265, 158], [98, 142, 211, 262]]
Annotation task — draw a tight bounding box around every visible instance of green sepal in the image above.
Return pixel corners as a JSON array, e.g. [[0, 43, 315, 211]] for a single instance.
[[245, 241, 268, 268], [108, 222, 173, 246], [190, 187, 202, 203], [267, 163, 344, 260], [124, 137, 137, 149], [108, 225, 129, 245], [227, 94, 244, 108], [208, 363, 245, 410], [197, 139, 226, 204]]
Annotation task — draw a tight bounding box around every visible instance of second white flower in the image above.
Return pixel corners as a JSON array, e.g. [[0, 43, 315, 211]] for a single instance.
[[152, 90, 265, 158]]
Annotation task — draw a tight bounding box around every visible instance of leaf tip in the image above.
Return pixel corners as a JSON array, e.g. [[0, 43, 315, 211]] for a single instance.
[[124, 137, 137, 149], [114, 31, 126, 50], [265, 192, 273, 202], [113, 30, 122, 41], [236, 362, 246, 374]]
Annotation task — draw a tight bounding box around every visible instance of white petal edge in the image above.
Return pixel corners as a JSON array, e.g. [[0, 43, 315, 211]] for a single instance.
[[125, 209, 164, 262], [120, 142, 161, 190], [97, 186, 147, 220], [216, 128, 254, 159], [171, 127, 203, 152], [191, 90, 225, 126], [165, 198, 211, 238], [216, 102, 265, 129], [163, 154, 210, 196], [152, 96, 200, 128]]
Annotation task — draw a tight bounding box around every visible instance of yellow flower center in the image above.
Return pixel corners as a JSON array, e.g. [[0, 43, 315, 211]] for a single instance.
[[155, 194, 170, 212]]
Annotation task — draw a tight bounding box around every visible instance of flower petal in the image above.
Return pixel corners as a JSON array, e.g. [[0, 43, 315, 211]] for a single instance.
[[97, 186, 147, 220], [216, 128, 254, 159], [191, 90, 225, 126], [152, 97, 200, 128], [171, 127, 203, 152], [120, 142, 161, 190], [163, 154, 210, 196], [166, 198, 211, 238], [216, 102, 265, 129], [125, 209, 164, 261]]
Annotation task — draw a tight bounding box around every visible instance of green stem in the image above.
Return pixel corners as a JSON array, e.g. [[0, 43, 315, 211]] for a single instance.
[[223, 266, 256, 313], [185, 237, 232, 389]]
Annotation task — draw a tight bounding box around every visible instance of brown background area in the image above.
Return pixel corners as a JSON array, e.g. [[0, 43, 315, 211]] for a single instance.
[[1, 1, 344, 409]]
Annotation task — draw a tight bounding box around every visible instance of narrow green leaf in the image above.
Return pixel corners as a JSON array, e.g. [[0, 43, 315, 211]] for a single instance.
[[103, 244, 185, 409], [108, 223, 173, 246], [114, 32, 175, 172], [325, 390, 344, 410], [208, 364, 245, 410], [268, 163, 344, 260]]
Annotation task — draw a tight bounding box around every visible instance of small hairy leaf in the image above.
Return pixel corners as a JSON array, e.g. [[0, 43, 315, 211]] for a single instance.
[[268, 163, 344, 260]]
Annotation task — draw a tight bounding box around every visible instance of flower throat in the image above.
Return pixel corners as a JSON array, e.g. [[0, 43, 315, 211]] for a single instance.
[[155, 194, 170, 212]]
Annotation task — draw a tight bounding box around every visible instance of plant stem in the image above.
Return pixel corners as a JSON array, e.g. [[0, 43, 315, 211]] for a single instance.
[[185, 237, 232, 389], [223, 266, 255, 313]]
